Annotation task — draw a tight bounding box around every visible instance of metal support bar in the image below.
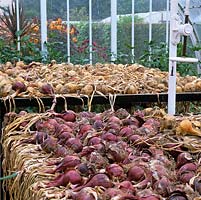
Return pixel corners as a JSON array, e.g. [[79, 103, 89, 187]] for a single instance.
[[89, 0, 93, 64], [131, 0, 135, 63], [16, 0, 20, 52], [40, 0, 48, 61], [111, 0, 117, 62], [66, 0, 70, 63]]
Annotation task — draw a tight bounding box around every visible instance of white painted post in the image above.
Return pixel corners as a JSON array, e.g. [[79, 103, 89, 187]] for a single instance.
[[111, 0, 117, 62], [149, 0, 152, 62], [168, 0, 198, 115], [166, 0, 170, 46], [89, 0, 92, 64], [131, 0, 135, 63], [168, 0, 179, 115], [16, 0, 20, 52], [40, 0, 47, 60], [66, 0, 70, 63]]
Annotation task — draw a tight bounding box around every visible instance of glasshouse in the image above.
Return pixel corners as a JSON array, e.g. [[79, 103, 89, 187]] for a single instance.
[[0, 0, 201, 199]]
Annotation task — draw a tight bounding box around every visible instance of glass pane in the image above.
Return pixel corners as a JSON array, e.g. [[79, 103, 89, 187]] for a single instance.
[[92, 0, 111, 63], [70, 0, 89, 64]]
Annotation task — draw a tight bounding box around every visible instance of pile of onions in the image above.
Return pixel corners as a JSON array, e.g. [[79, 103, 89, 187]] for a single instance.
[[1, 61, 201, 98], [2, 108, 201, 199]]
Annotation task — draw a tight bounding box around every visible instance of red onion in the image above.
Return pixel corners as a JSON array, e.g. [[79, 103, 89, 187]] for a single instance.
[[193, 177, 201, 195], [153, 176, 171, 197], [60, 110, 76, 122], [176, 152, 193, 168], [179, 171, 195, 183], [41, 136, 58, 153], [78, 124, 93, 137], [64, 169, 82, 185], [119, 126, 133, 137], [46, 169, 82, 188], [108, 116, 122, 124], [177, 162, 197, 176], [54, 146, 68, 157], [118, 180, 135, 194], [12, 81, 27, 93], [127, 166, 145, 182], [35, 131, 48, 144], [106, 164, 125, 179], [55, 155, 81, 172], [74, 173, 113, 192], [168, 191, 188, 200], [88, 136, 101, 145], [79, 146, 95, 157], [66, 138, 83, 153], [115, 108, 130, 119], [40, 83, 54, 94], [101, 132, 118, 142], [71, 187, 98, 200], [93, 119, 104, 130], [107, 143, 128, 163], [89, 152, 108, 169], [76, 163, 90, 176], [139, 196, 160, 200], [58, 131, 73, 144]]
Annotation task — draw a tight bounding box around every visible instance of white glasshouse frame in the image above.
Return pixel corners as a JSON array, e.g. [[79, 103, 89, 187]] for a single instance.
[[15, 0, 200, 115]]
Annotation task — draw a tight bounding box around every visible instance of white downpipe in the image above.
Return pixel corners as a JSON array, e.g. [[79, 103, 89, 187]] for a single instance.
[[40, 0, 47, 60], [168, 0, 179, 115], [89, 0, 92, 64], [66, 0, 70, 63], [111, 0, 117, 62], [149, 0, 152, 62], [166, 0, 170, 46], [131, 0, 135, 63], [16, 0, 20, 52]]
